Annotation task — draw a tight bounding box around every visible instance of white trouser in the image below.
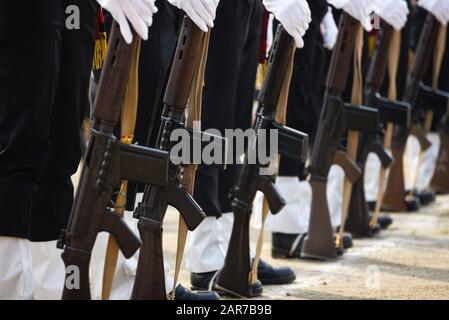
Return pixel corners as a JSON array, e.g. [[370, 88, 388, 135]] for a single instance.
[[364, 152, 383, 202], [0, 194, 173, 300], [184, 213, 256, 273], [30, 241, 64, 299], [365, 133, 441, 201], [405, 133, 440, 191], [26, 231, 114, 300], [184, 214, 233, 273], [252, 165, 345, 234], [0, 237, 34, 300]]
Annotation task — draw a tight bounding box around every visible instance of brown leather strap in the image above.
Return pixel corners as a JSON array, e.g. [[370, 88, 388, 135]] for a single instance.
[[351, 25, 364, 106], [169, 32, 211, 300], [249, 45, 296, 285], [388, 31, 401, 101], [433, 25, 447, 90], [102, 39, 142, 300], [338, 24, 363, 248]]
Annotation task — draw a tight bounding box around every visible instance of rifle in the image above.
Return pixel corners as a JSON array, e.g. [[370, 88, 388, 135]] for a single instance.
[[302, 13, 379, 260], [59, 22, 171, 300], [346, 20, 411, 236], [410, 25, 448, 197], [383, 13, 441, 211], [130, 17, 225, 300], [102, 36, 141, 300], [336, 21, 375, 248], [215, 25, 308, 298], [169, 31, 212, 299]]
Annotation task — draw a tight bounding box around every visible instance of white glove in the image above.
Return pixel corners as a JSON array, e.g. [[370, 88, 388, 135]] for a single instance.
[[168, 0, 220, 32], [322, 7, 338, 50], [263, 0, 312, 48], [418, 0, 449, 25], [328, 0, 375, 31], [97, 0, 158, 44], [373, 0, 409, 31]]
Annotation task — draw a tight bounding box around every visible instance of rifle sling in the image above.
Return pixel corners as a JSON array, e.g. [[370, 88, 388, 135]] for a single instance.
[[338, 23, 363, 248]]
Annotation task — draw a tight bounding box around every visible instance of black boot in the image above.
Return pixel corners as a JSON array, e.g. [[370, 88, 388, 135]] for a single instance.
[[271, 233, 306, 258], [405, 194, 421, 211], [375, 215, 393, 229], [257, 259, 296, 285], [190, 271, 263, 298], [173, 284, 220, 300], [335, 232, 353, 249], [271, 232, 352, 259], [413, 189, 436, 205]]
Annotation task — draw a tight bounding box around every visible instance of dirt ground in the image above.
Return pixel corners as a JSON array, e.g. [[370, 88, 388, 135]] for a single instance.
[[162, 194, 449, 300]]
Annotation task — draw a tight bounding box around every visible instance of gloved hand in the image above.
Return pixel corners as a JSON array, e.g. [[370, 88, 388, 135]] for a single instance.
[[418, 0, 449, 25], [328, 0, 374, 31], [97, 0, 158, 44], [322, 7, 338, 50], [168, 0, 220, 32], [263, 0, 312, 48], [373, 0, 409, 31]]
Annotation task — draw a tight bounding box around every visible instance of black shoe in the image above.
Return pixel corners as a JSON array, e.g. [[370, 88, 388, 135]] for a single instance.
[[191, 271, 263, 298], [174, 284, 219, 300], [333, 230, 354, 249], [271, 233, 306, 258], [370, 222, 382, 235], [257, 259, 296, 285], [374, 195, 421, 212], [405, 194, 421, 212], [340, 233, 353, 249], [376, 215, 393, 229], [271, 232, 349, 259], [413, 190, 436, 206]]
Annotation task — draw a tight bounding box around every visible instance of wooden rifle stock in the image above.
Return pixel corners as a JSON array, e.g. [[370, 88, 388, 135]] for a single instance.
[[131, 218, 166, 300], [384, 14, 441, 211]]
